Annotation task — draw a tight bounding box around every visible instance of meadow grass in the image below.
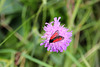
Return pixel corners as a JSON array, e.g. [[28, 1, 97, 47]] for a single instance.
[[0, 0, 100, 67]]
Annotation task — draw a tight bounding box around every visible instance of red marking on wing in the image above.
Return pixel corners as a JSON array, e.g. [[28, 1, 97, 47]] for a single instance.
[[50, 30, 59, 40], [53, 36, 64, 43]]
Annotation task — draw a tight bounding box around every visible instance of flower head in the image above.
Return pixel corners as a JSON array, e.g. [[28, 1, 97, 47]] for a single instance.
[[40, 17, 72, 52]]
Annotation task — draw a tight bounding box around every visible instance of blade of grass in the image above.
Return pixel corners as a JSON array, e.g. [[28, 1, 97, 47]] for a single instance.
[[65, 51, 82, 67], [0, 0, 6, 14], [0, 58, 9, 63], [84, 30, 91, 50], [22, 6, 28, 39], [42, 0, 47, 28], [80, 22, 96, 31], [80, 0, 100, 9], [80, 42, 100, 62], [10, 53, 15, 67], [68, 0, 81, 29], [22, 53, 52, 67], [78, 48, 90, 67], [0, 14, 35, 46], [72, 42, 100, 66], [93, 31, 100, 45], [64, 36, 74, 67], [46, 0, 61, 8], [0, 49, 15, 67], [0, 58, 12, 67], [95, 53, 99, 67], [0, 49, 16, 53], [31, 3, 44, 56], [73, 7, 92, 35], [33, 4, 43, 27], [1, 23, 28, 44]]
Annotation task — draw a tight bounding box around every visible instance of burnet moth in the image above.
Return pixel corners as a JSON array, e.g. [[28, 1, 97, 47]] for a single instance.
[[49, 30, 64, 43]]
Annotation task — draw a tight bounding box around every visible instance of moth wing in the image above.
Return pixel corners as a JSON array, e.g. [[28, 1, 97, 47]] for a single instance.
[[53, 36, 64, 43], [50, 30, 59, 40]]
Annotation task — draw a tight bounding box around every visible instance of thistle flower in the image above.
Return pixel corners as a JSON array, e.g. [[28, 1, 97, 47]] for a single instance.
[[40, 17, 72, 52]]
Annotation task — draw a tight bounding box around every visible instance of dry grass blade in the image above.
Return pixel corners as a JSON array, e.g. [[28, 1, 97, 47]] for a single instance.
[[72, 42, 100, 66]]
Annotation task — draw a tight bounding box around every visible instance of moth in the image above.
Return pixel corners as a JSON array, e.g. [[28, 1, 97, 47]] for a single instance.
[[49, 30, 64, 43]]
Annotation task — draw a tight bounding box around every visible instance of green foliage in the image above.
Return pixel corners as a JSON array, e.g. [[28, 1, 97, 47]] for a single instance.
[[0, 0, 100, 67], [0, 0, 22, 14]]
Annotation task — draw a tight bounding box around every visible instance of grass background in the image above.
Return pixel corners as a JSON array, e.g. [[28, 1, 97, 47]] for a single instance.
[[0, 0, 100, 67]]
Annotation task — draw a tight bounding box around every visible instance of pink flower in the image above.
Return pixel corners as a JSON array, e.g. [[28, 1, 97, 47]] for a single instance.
[[40, 17, 72, 52]]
